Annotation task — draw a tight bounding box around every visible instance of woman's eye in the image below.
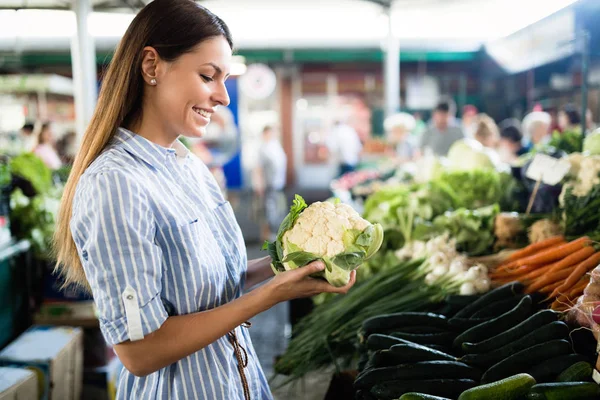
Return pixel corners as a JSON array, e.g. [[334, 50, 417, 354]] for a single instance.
[[201, 75, 214, 82]]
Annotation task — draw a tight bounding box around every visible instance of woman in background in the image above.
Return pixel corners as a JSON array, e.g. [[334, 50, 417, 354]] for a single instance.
[[34, 122, 62, 169]]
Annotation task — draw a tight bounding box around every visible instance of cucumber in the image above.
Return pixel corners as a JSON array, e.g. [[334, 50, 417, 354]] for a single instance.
[[448, 317, 492, 330], [527, 354, 589, 383], [527, 382, 600, 399], [446, 294, 480, 307], [361, 312, 449, 338], [453, 282, 524, 318], [462, 310, 560, 354], [391, 331, 456, 346], [471, 294, 526, 319], [557, 361, 594, 382], [371, 344, 456, 368], [354, 361, 481, 390], [358, 352, 370, 372], [370, 379, 477, 400], [460, 321, 570, 368], [454, 295, 533, 347], [458, 373, 536, 400], [399, 394, 452, 400], [481, 339, 572, 384], [391, 325, 449, 334], [366, 334, 411, 351]]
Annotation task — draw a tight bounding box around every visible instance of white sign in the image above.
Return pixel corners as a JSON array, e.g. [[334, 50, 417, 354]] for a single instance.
[[526, 154, 571, 185]]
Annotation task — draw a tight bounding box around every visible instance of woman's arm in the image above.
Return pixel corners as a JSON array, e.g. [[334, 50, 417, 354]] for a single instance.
[[245, 256, 274, 289], [114, 262, 356, 377]]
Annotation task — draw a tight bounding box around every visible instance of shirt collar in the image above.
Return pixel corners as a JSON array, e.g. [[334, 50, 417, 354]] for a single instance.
[[113, 127, 190, 168]]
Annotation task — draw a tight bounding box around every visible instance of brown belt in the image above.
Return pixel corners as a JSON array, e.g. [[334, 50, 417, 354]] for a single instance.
[[227, 321, 252, 400]]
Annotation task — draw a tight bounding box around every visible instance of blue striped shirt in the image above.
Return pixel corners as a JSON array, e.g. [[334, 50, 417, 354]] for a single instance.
[[70, 127, 273, 399]]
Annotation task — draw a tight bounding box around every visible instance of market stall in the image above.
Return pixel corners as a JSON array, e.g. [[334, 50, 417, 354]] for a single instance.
[[268, 132, 600, 399]]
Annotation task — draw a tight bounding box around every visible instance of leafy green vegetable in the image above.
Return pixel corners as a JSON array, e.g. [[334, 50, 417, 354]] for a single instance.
[[0, 163, 11, 187], [547, 130, 583, 154], [413, 204, 500, 256], [9, 153, 53, 194]]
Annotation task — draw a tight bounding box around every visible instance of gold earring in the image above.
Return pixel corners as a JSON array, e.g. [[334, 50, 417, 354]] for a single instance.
[[150, 78, 157, 85]]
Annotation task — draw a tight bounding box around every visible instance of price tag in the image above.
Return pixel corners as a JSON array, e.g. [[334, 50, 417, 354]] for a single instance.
[[525, 154, 571, 186]]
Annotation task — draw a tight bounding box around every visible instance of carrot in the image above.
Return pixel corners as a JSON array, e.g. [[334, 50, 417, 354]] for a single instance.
[[540, 280, 566, 295], [547, 246, 596, 274], [515, 263, 559, 284], [525, 268, 573, 294], [507, 236, 565, 262], [515, 237, 590, 267], [553, 276, 591, 305], [552, 252, 600, 297], [493, 261, 519, 274]]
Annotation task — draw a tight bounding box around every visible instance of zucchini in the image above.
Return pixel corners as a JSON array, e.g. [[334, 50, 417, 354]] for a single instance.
[[391, 331, 456, 346], [354, 361, 481, 390], [481, 339, 572, 384], [361, 312, 449, 338], [399, 394, 452, 400], [462, 310, 560, 354], [454, 295, 533, 347], [453, 282, 524, 318], [471, 294, 525, 319], [557, 361, 594, 382], [460, 321, 570, 368], [355, 390, 377, 400], [358, 352, 370, 372], [458, 373, 536, 400], [371, 344, 456, 368], [370, 379, 477, 400], [527, 382, 600, 399], [448, 317, 492, 330], [366, 334, 411, 351], [527, 354, 589, 383]]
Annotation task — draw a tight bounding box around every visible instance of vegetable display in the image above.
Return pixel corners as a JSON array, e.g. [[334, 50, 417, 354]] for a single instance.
[[262, 194, 383, 287]]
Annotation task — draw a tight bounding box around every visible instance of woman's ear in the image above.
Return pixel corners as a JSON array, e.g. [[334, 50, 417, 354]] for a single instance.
[[141, 46, 160, 85]]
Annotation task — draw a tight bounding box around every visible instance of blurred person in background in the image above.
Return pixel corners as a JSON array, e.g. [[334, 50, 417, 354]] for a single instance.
[[522, 111, 551, 148], [558, 104, 582, 132], [461, 105, 479, 139], [326, 117, 362, 176], [473, 113, 499, 148], [56, 131, 78, 165], [420, 97, 464, 156], [34, 122, 62, 169], [384, 112, 417, 162], [586, 109, 596, 132], [20, 122, 36, 152], [253, 125, 287, 242], [498, 119, 526, 164]]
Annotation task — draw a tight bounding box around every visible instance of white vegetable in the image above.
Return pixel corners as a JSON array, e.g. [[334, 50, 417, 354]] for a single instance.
[[432, 265, 448, 277], [429, 252, 448, 267], [474, 278, 491, 293], [460, 282, 477, 295], [425, 273, 438, 286], [449, 260, 467, 275]]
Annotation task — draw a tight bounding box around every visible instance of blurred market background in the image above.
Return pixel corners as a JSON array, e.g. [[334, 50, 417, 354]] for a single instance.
[[1, 0, 600, 399]]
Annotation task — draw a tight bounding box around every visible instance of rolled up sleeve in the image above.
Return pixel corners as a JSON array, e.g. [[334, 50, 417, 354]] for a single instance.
[[71, 170, 168, 345]]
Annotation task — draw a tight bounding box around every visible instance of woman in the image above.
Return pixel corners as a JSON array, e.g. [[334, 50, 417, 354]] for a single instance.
[[522, 111, 551, 147], [34, 123, 62, 169], [473, 113, 499, 148], [558, 104, 582, 132], [383, 112, 417, 162], [53, 1, 355, 399]]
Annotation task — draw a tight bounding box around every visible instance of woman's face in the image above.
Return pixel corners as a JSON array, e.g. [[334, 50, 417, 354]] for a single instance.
[[531, 122, 549, 144], [152, 36, 231, 139]]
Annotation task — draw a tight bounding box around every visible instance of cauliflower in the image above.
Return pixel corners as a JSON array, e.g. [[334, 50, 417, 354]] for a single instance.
[[263, 195, 384, 287]]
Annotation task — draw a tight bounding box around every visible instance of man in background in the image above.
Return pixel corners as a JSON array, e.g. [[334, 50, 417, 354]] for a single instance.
[[326, 119, 363, 177], [420, 97, 465, 156], [253, 125, 287, 242]]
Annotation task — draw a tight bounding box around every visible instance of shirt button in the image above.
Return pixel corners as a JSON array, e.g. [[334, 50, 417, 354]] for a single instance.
[[82, 250, 88, 261], [126, 295, 133, 300]]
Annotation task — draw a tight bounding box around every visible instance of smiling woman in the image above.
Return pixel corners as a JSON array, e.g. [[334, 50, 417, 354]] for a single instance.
[[51, 1, 356, 399]]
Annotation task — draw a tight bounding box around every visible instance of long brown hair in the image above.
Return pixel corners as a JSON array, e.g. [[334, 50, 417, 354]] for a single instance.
[[53, 0, 232, 289]]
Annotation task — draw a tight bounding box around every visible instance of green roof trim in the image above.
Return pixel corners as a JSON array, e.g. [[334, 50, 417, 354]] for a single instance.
[[17, 49, 478, 67]]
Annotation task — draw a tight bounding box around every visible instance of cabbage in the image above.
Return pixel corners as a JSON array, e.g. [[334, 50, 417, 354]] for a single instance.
[[583, 129, 600, 155], [447, 139, 498, 171]]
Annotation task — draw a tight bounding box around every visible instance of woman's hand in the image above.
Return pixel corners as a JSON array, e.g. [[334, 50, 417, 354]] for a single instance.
[[264, 260, 357, 306]]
